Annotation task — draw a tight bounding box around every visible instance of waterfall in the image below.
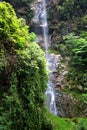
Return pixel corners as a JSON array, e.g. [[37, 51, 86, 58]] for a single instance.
[[41, 0, 57, 115], [32, 0, 57, 115], [41, 0, 48, 58]]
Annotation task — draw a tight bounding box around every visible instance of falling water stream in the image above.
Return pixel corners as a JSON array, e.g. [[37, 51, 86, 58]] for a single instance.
[[32, 0, 57, 115], [41, 0, 57, 115], [41, 0, 48, 58]]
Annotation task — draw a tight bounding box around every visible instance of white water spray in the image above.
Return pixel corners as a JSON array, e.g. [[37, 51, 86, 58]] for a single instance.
[[41, 0, 48, 58], [41, 0, 57, 115]]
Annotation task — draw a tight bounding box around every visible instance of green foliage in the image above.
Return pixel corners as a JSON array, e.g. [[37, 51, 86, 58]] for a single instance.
[[80, 31, 87, 40], [64, 33, 87, 70], [66, 69, 87, 92], [0, 2, 48, 130], [48, 0, 87, 36], [62, 0, 75, 19], [80, 94, 87, 104], [45, 110, 74, 130], [44, 110, 87, 130], [63, 32, 87, 92], [79, 15, 87, 30], [0, 2, 30, 48], [16, 43, 48, 129], [72, 118, 87, 130]]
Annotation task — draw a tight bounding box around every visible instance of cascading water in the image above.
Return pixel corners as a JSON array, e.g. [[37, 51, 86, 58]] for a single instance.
[[32, 0, 57, 115], [46, 58, 57, 115], [41, 0, 48, 58], [41, 0, 57, 115]]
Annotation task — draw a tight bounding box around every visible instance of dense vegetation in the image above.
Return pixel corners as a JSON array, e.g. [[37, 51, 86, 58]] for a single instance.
[[47, 1, 87, 119], [46, 111, 87, 130], [0, 0, 87, 130], [48, 0, 87, 34], [64, 32, 87, 91], [48, 0, 87, 96], [0, 2, 49, 130]]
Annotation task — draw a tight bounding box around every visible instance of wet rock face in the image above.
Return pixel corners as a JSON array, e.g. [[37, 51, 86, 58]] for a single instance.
[[4, 0, 34, 25], [30, 0, 44, 34], [47, 53, 67, 89], [51, 32, 63, 45], [49, 53, 87, 117], [45, 53, 61, 89], [56, 92, 87, 117]]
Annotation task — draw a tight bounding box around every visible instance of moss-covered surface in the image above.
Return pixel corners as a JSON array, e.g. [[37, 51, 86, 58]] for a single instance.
[[46, 110, 87, 130]]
